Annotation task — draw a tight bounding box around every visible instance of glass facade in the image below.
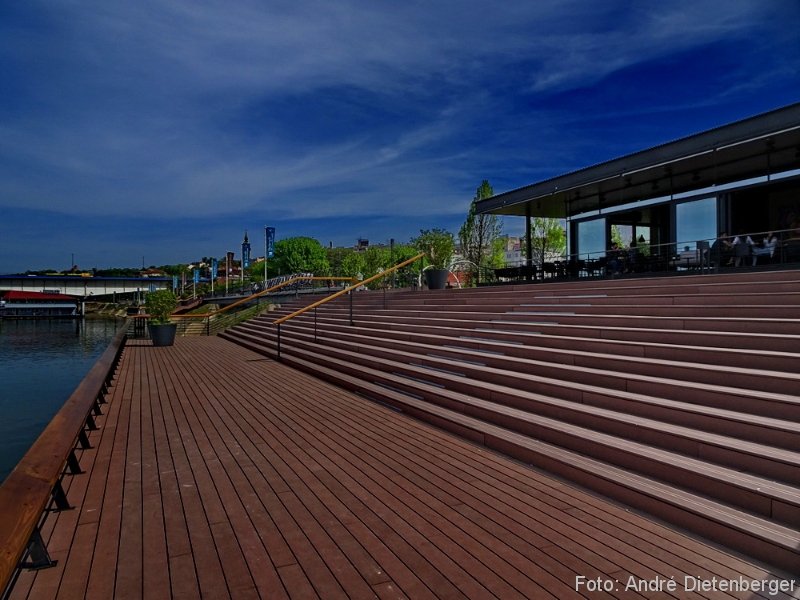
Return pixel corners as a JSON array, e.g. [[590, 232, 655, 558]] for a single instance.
[[577, 218, 606, 259], [675, 197, 716, 250]]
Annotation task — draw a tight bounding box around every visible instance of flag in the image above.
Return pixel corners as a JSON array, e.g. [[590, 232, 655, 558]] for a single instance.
[[266, 227, 276, 258]]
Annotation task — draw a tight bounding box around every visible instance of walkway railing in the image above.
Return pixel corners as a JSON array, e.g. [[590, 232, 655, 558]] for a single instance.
[[273, 253, 425, 358], [0, 322, 129, 597], [492, 226, 800, 283], [136, 276, 358, 337]]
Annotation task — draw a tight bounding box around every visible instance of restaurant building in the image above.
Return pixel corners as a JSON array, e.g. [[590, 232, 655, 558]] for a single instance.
[[476, 102, 800, 270]]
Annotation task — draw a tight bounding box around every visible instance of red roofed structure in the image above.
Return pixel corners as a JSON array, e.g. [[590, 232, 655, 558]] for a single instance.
[[0, 290, 79, 318]]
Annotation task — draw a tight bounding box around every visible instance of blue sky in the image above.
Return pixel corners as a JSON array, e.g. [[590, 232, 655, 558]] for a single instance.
[[1, 1, 798, 273]]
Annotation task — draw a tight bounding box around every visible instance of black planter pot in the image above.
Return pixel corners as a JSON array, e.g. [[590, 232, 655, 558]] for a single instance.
[[424, 269, 449, 290], [149, 323, 177, 347]]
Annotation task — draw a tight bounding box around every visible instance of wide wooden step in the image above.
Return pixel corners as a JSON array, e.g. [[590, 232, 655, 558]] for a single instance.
[[219, 331, 800, 574], [257, 312, 800, 375], [265, 307, 800, 353], [242, 315, 800, 392], [239, 326, 800, 474], [354, 290, 800, 308], [345, 274, 800, 312], [222, 269, 800, 575], [329, 307, 800, 335]]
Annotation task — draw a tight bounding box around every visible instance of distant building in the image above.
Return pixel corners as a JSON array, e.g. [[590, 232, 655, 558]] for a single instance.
[[498, 236, 523, 266], [0, 290, 79, 318], [140, 268, 167, 278]]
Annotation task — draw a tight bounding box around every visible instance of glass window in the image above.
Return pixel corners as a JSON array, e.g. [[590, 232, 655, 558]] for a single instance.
[[577, 218, 606, 259], [676, 197, 716, 250]]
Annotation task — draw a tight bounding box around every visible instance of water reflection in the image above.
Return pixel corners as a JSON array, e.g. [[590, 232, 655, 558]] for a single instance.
[[0, 318, 121, 482]]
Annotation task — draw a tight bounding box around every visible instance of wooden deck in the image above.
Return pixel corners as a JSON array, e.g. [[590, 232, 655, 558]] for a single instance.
[[8, 336, 798, 599]]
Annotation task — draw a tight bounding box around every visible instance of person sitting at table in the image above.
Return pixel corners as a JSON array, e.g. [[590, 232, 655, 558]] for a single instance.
[[607, 243, 623, 276], [732, 233, 754, 267], [625, 239, 638, 273], [751, 232, 778, 265], [711, 232, 734, 267]]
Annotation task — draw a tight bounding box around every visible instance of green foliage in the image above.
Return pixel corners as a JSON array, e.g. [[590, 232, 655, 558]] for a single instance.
[[157, 264, 190, 276], [339, 251, 366, 279], [334, 244, 419, 288], [526, 218, 567, 265], [610, 224, 625, 249], [246, 261, 265, 281], [489, 238, 507, 269], [458, 180, 502, 284], [272, 237, 330, 276], [94, 267, 142, 277], [412, 228, 455, 270], [145, 289, 178, 324], [392, 244, 422, 265], [326, 247, 353, 277]]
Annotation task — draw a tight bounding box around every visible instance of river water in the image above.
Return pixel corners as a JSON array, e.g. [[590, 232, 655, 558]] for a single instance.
[[0, 318, 123, 483]]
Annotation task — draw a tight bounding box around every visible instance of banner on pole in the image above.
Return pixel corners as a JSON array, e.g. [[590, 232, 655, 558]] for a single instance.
[[265, 227, 276, 258], [211, 258, 218, 280]]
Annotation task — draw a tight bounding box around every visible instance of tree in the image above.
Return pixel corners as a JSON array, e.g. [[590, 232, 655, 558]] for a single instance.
[[526, 218, 567, 266], [272, 237, 330, 276], [458, 180, 502, 285], [326, 246, 353, 277], [610, 224, 625, 249], [339, 251, 366, 280], [412, 228, 455, 270]]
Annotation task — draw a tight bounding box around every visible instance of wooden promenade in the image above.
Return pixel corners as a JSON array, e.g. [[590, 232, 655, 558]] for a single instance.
[[7, 336, 798, 599]]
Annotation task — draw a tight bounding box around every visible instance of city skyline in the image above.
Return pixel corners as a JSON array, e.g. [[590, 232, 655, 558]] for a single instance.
[[1, 1, 799, 273]]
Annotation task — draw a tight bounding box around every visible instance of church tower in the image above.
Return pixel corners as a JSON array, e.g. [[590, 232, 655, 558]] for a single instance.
[[241, 231, 251, 270]]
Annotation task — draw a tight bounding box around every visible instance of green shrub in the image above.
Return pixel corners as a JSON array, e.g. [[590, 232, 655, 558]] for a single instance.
[[145, 289, 178, 324]]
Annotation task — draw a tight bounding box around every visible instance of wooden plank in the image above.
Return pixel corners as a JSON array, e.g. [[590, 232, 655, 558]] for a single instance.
[[8, 336, 799, 600], [241, 352, 792, 596], [140, 346, 171, 600], [147, 347, 230, 600]]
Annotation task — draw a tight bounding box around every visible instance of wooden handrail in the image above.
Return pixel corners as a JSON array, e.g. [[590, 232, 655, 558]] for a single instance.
[[169, 276, 357, 320], [0, 323, 129, 596], [274, 253, 425, 326]]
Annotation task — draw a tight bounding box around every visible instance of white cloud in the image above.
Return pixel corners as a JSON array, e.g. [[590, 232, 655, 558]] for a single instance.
[[0, 0, 790, 227]]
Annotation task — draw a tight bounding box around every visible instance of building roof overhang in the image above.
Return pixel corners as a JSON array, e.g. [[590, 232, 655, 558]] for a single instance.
[[476, 102, 800, 219]]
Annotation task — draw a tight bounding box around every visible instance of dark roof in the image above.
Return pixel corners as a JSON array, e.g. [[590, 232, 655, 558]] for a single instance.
[[0, 274, 171, 282], [476, 102, 800, 218]]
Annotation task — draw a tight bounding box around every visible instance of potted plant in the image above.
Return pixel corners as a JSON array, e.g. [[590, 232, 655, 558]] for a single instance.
[[413, 228, 455, 290], [145, 288, 178, 346]]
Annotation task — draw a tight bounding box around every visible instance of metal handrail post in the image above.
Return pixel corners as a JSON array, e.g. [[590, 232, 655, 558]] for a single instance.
[[349, 290, 354, 326], [277, 324, 281, 360], [314, 307, 318, 342]]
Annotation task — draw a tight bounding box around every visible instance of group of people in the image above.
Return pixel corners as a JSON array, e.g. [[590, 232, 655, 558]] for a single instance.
[[711, 231, 779, 267], [600, 230, 779, 276], [607, 237, 647, 276]]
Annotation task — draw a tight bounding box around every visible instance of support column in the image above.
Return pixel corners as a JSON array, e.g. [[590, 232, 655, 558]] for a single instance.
[[525, 202, 533, 266], [525, 203, 533, 281]]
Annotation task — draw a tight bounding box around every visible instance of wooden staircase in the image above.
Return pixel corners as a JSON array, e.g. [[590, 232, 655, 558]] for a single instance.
[[219, 270, 800, 574]]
